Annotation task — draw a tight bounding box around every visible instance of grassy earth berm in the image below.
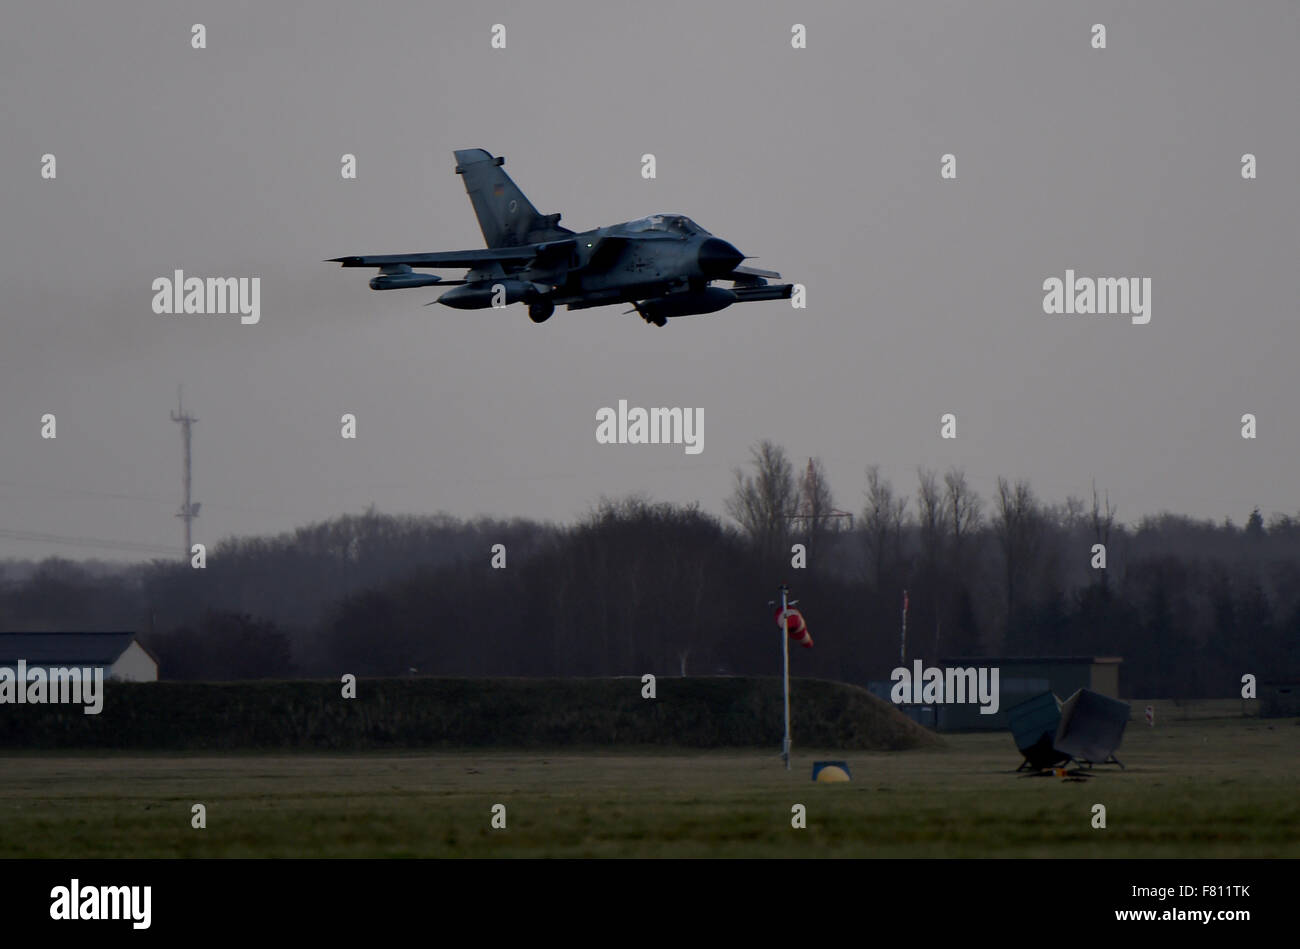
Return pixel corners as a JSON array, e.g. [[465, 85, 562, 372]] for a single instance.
[[0, 676, 940, 751]]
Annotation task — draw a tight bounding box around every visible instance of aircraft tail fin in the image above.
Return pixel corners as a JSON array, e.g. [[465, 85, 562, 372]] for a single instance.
[[453, 148, 572, 248]]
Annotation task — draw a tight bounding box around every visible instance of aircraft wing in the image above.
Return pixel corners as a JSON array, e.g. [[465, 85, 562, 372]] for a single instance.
[[328, 238, 576, 270], [733, 264, 782, 280], [732, 284, 794, 302], [729, 264, 785, 289]]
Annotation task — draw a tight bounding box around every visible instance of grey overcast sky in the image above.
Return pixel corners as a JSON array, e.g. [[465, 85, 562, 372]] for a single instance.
[[1, 1, 1297, 561]]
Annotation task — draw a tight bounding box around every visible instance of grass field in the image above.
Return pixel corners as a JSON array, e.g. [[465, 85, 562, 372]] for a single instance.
[[2, 714, 1295, 858]]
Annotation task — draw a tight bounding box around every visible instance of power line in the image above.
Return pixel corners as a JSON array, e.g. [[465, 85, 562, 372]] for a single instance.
[[0, 528, 176, 556]]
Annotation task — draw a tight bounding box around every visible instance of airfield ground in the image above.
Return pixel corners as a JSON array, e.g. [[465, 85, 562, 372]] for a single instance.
[[2, 713, 1295, 858]]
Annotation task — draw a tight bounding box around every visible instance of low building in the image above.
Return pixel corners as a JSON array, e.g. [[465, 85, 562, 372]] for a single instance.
[[934, 656, 1122, 731], [0, 632, 158, 682], [871, 656, 1122, 732]]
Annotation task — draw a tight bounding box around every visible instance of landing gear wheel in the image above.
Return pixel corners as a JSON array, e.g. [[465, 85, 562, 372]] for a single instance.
[[529, 300, 555, 323], [632, 303, 667, 327]]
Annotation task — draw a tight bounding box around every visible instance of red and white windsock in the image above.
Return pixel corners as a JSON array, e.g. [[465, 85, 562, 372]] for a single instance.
[[775, 606, 813, 648]]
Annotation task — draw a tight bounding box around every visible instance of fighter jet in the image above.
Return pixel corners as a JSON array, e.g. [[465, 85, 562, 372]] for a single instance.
[[328, 148, 794, 327]]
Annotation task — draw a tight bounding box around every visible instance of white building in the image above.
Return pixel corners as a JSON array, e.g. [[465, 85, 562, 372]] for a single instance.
[[0, 631, 159, 682]]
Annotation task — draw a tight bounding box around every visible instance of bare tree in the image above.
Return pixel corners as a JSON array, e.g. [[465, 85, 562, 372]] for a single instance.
[[943, 467, 982, 552], [994, 477, 1042, 619], [726, 440, 797, 562], [916, 467, 944, 565], [791, 456, 839, 565], [863, 465, 908, 592], [1091, 480, 1117, 591], [797, 457, 835, 523]]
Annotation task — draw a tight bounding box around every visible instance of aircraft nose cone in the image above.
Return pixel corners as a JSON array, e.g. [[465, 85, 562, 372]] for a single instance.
[[697, 238, 744, 277]]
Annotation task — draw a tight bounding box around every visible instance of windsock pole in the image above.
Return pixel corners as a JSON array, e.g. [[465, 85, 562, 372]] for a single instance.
[[781, 584, 791, 771]]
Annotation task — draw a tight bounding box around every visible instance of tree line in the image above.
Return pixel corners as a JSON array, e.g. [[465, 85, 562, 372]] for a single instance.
[[0, 443, 1296, 697]]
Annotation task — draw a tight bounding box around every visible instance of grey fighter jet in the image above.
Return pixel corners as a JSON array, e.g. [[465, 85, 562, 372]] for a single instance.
[[328, 148, 794, 326]]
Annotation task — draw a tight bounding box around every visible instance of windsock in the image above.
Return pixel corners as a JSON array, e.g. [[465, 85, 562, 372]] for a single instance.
[[775, 607, 813, 648]]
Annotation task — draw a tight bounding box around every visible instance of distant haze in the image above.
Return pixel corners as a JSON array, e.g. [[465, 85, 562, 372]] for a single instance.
[[2, 1, 1298, 561]]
